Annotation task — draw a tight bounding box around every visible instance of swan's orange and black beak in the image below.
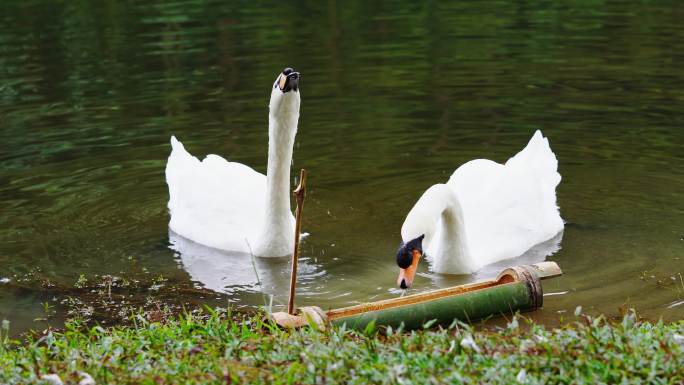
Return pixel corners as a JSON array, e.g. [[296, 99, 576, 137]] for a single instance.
[[397, 249, 422, 289], [396, 235, 425, 289]]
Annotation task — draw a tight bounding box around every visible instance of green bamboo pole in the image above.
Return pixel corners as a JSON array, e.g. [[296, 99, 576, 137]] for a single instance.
[[271, 262, 560, 331], [330, 281, 534, 330]]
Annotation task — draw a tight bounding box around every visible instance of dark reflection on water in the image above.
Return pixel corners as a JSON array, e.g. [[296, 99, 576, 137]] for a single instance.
[[1, 0, 683, 333]]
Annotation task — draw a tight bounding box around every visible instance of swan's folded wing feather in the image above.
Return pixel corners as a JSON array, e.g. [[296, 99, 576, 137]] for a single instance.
[[166, 137, 266, 253], [447, 130, 563, 267]]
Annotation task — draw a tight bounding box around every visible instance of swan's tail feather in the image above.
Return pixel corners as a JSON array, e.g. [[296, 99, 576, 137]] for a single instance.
[[506, 130, 561, 188], [504, 130, 563, 237], [170, 135, 182, 151], [169, 135, 192, 159], [166, 136, 200, 214]]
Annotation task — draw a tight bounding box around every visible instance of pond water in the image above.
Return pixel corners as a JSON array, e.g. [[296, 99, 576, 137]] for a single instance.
[[1, 0, 682, 334]]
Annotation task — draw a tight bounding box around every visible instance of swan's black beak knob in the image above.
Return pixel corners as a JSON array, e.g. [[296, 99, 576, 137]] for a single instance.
[[279, 67, 300, 93]]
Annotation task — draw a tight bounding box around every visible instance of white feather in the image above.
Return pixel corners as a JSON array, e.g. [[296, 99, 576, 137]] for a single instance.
[[166, 137, 268, 253], [402, 130, 564, 274]]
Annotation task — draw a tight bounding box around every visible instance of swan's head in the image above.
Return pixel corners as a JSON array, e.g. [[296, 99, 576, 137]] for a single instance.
[[396, 234, 424, 289], [269, 67, 301, 114], [274, 67, 300, 92]]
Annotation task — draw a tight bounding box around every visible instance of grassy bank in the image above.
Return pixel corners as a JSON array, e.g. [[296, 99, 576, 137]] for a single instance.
[[1, 309, 682, 384]]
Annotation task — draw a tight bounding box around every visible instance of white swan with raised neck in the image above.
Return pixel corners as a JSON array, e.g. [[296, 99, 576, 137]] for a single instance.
[[165, 68, 301, 257]]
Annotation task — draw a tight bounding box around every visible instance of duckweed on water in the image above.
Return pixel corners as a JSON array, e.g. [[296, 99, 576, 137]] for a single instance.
[[0, 309, 682, 384]]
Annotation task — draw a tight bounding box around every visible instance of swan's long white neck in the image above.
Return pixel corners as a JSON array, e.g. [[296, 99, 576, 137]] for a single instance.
[[253, 88, 300, 257], [401, 184, 476, 274]]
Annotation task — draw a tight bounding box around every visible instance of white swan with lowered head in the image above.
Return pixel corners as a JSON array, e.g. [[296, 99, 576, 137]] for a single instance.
[[396, 130, 564, 288], [166, 68, 301, 257]]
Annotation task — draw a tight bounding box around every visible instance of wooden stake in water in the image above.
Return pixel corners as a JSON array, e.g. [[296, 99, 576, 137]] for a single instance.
[[288, 169, 307, 315]]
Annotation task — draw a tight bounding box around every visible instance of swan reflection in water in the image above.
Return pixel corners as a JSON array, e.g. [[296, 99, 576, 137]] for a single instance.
[[169, 231, 327, 306]]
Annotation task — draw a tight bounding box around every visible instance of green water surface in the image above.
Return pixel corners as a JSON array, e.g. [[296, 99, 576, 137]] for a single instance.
[[1, 0, 683, 333]]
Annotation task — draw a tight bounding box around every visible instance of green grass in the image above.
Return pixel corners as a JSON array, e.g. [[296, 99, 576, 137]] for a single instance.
[[0, 309, 682, 384]]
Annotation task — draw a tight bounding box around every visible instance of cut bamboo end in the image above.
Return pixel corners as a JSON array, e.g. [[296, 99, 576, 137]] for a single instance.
[[271, 306, 327, 330], [528, 261, 563, 280]]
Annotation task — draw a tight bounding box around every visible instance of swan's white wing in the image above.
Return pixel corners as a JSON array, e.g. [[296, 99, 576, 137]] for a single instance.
[[447, 130, 563, 268], [166, 136, 266, 253]]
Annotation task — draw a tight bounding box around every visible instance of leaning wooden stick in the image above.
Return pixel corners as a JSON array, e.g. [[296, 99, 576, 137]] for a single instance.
[[287, 169, 307, 315]]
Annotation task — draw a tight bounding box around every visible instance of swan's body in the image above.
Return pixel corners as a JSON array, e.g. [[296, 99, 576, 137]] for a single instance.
[[165, 69, 301, 257], [397, 130, 563, 286]]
